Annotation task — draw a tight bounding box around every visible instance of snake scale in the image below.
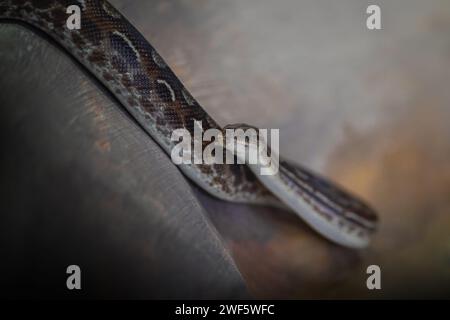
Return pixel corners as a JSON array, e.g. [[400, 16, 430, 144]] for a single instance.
[[0, 0, 378, 248]]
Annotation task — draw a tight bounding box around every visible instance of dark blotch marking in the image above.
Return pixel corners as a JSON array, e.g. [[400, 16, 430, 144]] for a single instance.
[[111, 55, 127, 74], [120, 74, 132, 88], [132, 72, 151, 95], [127, 97, 137, 107], [109, 32, 140, 70], [71, 32, 86, 48], [88, 48, 106, 64], [102, 71, 114, 81]]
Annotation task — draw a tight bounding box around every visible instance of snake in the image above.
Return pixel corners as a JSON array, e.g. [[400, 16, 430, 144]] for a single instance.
[[0, 0, 378, 248]]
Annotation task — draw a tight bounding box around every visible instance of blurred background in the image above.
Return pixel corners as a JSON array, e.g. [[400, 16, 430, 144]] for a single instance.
[[110, 0, 450, 298]]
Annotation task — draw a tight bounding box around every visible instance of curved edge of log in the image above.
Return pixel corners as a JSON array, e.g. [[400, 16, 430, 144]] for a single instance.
[[0, 23, 249, 299]]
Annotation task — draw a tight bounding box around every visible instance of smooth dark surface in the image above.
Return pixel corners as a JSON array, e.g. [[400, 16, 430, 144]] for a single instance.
[[0, 24, 248, 299]]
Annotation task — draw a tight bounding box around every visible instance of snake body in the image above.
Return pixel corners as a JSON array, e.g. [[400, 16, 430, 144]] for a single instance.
[[0, 0, 378, 248]]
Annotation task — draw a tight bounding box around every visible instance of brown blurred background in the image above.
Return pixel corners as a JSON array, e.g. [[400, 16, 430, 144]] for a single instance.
[[109, 0, 450, 298]]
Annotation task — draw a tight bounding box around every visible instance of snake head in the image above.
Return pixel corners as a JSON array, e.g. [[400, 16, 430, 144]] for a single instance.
[[221, 123, 265, 149], [222, 123, 267, 151], [221, 123, 277, 174]]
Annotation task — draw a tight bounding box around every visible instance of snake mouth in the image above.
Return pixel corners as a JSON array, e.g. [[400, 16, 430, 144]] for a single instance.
[[221, 123, 274, 154]]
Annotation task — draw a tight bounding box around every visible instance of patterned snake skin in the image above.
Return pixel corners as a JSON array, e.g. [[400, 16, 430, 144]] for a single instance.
[[0, 0, 378, 247]]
